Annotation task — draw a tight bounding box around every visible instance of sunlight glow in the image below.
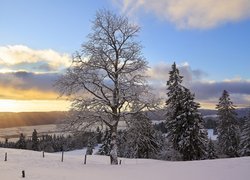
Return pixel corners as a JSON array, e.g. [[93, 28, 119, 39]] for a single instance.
[[0, 100, 70, 112]]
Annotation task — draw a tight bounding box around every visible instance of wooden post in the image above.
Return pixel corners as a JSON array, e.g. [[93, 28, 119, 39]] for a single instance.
[[4, 152, 7, 161], [61, 151, 64, 162], [42, 151, 45, 158], [119, 159, 122, 165], [22, 170, 25, 178], [84, 155, 87, 165]]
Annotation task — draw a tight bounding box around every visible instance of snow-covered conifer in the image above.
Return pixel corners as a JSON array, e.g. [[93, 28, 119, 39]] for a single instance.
[[32, 129, 39, 151], [16, 133, 26, 149], [176, 88, 208, 160], [126, 112, 163, 158], [207, 139, 217, 159], [86, 136, 96, 155], [98, 128, 111, 155], [166, 63, 208, 160], [240, 112, 250, 156], [216, 90, 240, 157], [165, 62, 185, 151]]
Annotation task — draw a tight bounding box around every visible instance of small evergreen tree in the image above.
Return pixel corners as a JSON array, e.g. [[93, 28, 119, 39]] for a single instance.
[[16, 133, 26, 149], [126, 112, 162, 158], [43, 135, 54, 152], [96, 127, 103, 144], [239, 112, 250, 156], [216, 90, 240, 157], [4, 138, 8, 148], [207, 139, 217, 159], [98, 128, 111, 155], [86, 136, 96, 155], [32, 129, 39, 151]]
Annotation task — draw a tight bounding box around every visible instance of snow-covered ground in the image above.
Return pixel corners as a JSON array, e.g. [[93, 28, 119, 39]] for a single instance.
[[207, 129, 218, 140], [1, 148, 250, 180]]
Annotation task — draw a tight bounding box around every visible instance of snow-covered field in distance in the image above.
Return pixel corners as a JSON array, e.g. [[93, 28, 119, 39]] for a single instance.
[[0, 148, 250, 180], [0, 120, 218, 142], [0, 124, 62, 142]]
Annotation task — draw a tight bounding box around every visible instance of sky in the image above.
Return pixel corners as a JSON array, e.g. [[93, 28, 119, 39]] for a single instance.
[[0, 0, 250, 111]]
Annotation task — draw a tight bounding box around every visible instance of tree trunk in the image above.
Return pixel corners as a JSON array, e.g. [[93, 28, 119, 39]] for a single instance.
[[110, 126, 118, 165]]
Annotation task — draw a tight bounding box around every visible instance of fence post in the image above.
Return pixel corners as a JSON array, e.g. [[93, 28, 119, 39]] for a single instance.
[[61, 151, 64, 162], [22, 170, 25, 178], [119, 159, 122, 165], [42, 151, 45, 158], [4, 152, 7, 161], [84, 155, 87, 164]]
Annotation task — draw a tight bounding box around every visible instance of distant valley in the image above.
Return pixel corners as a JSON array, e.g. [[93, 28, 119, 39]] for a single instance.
[[0, 108, 249, 129], [0, 112, 66, 129]]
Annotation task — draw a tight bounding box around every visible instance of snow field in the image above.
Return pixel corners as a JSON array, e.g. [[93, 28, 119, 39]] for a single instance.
[[1, 148, 250, 180]]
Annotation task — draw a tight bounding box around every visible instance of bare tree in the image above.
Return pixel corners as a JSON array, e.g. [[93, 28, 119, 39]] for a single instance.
[[56, 10, 149, 164]]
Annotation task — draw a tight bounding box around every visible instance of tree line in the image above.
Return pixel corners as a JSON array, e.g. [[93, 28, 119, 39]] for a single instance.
[[0, 129, 100, 153]]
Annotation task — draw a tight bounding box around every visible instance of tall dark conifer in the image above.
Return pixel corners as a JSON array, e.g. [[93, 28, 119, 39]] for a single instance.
[[99, 128, 112, 155], [165, 62, 185, 151], [207, 139, 217, 159], [240, 112, 250, 156], [16, 133, 26, 149], [166, 63, 208, 160], [216, 90, 240, 157], [176, 88, 208, 160], [32, 129, 39, 151]]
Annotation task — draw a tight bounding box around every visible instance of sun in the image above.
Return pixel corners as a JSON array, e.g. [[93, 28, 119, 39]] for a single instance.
[[0, 100, 20, 112]]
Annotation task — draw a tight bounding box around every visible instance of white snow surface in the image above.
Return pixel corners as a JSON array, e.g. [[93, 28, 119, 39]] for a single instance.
[[1, 148, 250, 180], [207, 129, 218, 140]]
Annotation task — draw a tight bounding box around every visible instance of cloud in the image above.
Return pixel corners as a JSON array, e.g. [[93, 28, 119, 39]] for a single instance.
[[147, 62, 250, 108], [0, 45, 71, 72], [147, 62, 207, 85], [114, 0, 250, 29], [147, 62, 208, 101], [191, 79, 250, 102], [0, 86, 58, 100], [0, 71, 60, 100]]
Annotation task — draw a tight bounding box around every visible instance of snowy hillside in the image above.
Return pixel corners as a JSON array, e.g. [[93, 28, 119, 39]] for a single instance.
[[1, 148, 250, 180]]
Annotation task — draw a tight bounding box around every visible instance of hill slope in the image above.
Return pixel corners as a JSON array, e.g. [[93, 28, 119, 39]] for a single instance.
[[0, 148, 250, 180]]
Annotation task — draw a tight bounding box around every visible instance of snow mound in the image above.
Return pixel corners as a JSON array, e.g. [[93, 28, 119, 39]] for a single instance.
[[1, 148, 250, 180]]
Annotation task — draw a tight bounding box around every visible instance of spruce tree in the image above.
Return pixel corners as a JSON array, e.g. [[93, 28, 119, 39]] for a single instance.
[[207, 139, 217, 159], [86, 136, 96, 155], [16, 133, 26, 149], [98, 128, 111, 155], [176, 88, 208, 160], [96, 127, 102, 144], [216, 90, 240, 157], [239, 112, 250, 156], [166, 63, 208, 160], [32, 129, 39, 151], [126, 112, 162, 159], [165, 62, 185, 151]]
